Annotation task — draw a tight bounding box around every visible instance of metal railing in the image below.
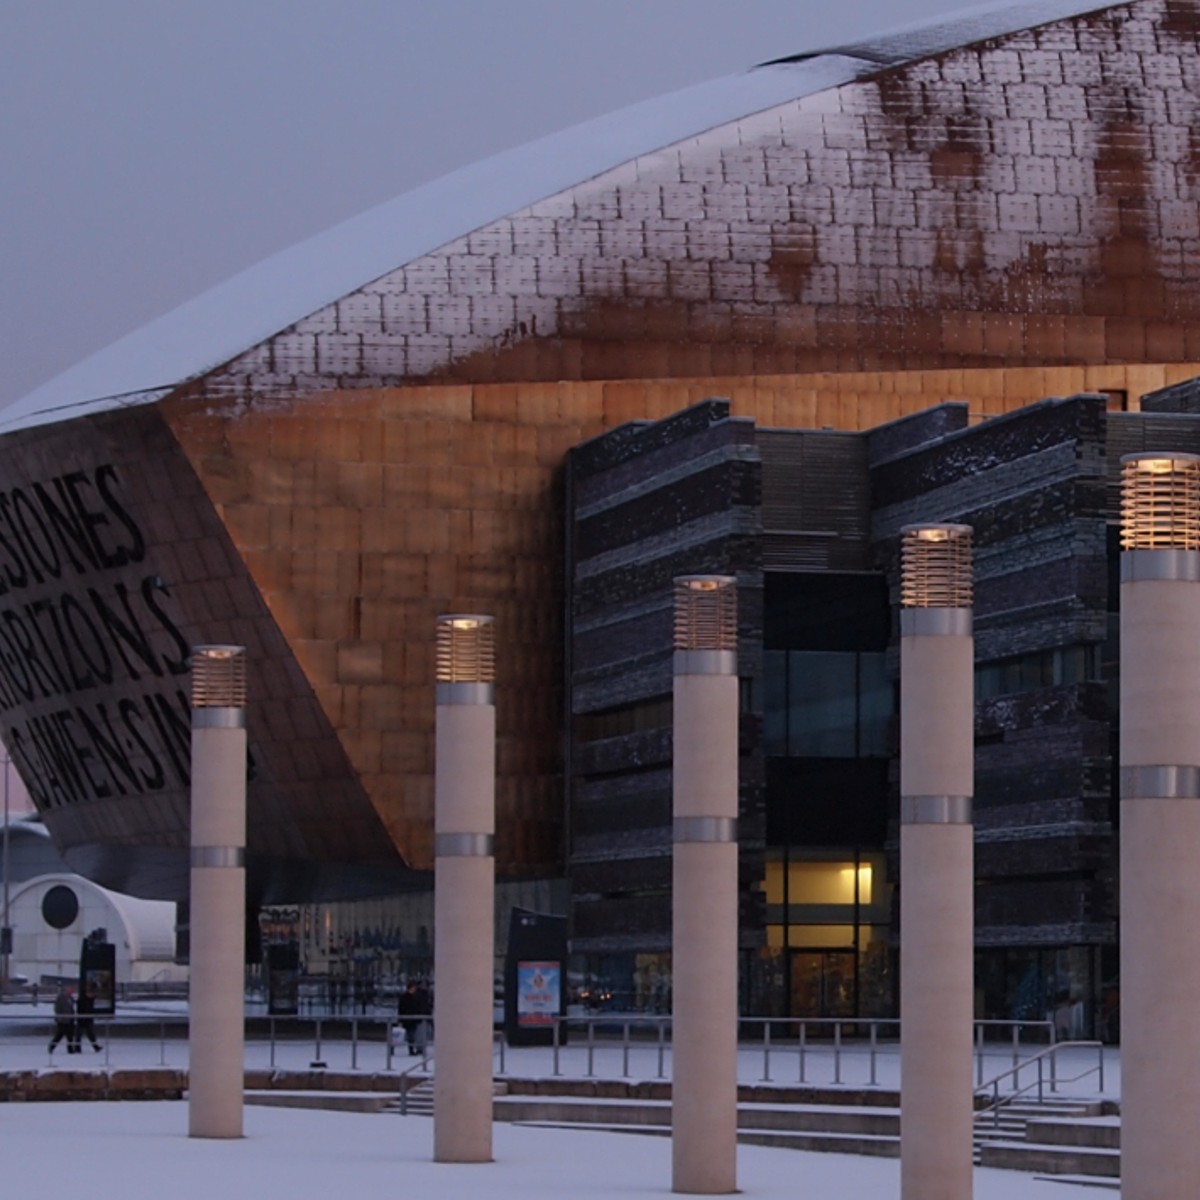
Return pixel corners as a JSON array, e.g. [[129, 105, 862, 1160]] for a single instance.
[[0, 1009, 1064, 1092], [531, 1014, 1056, 1088], [974, 1018, 1058, 1086], [396, 1056, 434, 1115], [546, 1014, 673, 1080], [975, 1040, 1106, 1129], [0, 1011, 406, 1072]]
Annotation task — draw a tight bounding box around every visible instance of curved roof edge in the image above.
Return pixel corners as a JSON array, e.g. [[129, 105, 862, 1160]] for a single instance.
[[0, 0, 1119, 435], [796, 0, 1119, 65]]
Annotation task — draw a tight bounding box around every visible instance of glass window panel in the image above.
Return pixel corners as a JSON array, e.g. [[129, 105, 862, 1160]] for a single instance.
[[976, 664, 1000, 700], [763, 650, 788, 756], [764, 860, 874, 906], [858, 652, 892, 757], [789, 651, 856, 756], [1058, 645, 1090, 685], [782, 924, 857, 949], [787, 861, 868, 905], [1019, 653, 1046, 689], [763, 860, 785, 905], [1001, 660, 1022, 693]]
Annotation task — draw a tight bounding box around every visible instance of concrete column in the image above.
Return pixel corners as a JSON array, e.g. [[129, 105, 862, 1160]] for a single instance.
[[433, 615, 495, 1164], [672, 576, 738, 1195], [899, 525, 974, 1200], [1119, 453, 1200, 1200], [188, 645, 247, 1139]]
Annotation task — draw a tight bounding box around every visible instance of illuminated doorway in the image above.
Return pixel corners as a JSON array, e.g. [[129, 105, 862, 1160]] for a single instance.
[[762, 850, 893, 1018], [791, 949, 856, 1018]]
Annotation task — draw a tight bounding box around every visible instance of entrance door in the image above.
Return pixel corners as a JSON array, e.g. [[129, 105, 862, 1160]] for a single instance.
[[791, 950, 855, 1018]]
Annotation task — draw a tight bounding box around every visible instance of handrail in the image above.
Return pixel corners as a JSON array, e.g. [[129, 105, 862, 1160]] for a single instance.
[[974, 1040, 1105, 1130], [395, 1055, 434, 1116]]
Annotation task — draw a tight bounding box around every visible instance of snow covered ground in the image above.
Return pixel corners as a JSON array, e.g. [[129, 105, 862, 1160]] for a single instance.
[[1, 999, 1122, 1196], [1, 1099, 1116, 1200]]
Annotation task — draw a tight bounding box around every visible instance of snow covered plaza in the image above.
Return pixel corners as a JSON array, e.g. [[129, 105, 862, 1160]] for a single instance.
[[1, 1102, 1104, 1200], [10, 1, 1200, 1196], [0, 1004, 1123, 1198]]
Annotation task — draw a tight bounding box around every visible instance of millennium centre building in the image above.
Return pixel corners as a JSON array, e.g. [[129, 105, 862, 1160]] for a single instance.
[[4, 0, 1200, 1024]]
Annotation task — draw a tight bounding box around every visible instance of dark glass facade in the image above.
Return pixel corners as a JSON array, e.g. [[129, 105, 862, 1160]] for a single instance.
[[758, 573, 894, 1018]]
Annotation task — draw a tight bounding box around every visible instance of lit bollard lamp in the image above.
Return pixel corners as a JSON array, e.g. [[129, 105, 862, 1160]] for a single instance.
[[1119, 454, 1200, 1200], [433, 615, 496, 1164], [671, 576, 738, 1195], [188, 645, 247, 1139], [899, 526, 974, 1200]]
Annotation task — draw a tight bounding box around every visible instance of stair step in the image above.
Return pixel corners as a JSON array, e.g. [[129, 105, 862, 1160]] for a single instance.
[[246, 1091, 394, 1114], [1032, 1174, 1120, 1191], [979, 1140, 1121, 1178], [382, 1075, 1118, 1179], [511, 1121, 901, 1158]]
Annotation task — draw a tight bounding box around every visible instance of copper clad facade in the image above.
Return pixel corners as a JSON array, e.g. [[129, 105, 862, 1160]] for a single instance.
[[160, 387, 577, 885]]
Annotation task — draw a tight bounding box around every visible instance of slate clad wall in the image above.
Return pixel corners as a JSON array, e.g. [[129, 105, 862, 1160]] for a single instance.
[[1138, 375, 1200, 415], [870, 394, 1113, 948], [758, 429, 872, 572], [566, 383, 1200, 971], [567, 400, 765, 955]]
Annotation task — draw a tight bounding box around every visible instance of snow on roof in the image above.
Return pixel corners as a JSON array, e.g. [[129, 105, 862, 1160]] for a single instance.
[[798, 0, 1118, 65], [0, 0, 1119, 435]]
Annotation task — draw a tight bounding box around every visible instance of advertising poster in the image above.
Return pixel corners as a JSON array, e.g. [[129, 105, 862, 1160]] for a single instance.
[[266, 942, 301, 1016], [516, 960, 559, 1027], [79, 941, 117, 1014], [505, 909, 567, 1045]]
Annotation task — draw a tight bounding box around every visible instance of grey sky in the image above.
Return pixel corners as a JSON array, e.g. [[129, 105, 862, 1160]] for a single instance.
[[1, 0, 993, 411]]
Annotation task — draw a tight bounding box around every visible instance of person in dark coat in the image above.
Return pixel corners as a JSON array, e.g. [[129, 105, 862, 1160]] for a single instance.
[[48, 984, 77, 1054], [413, 981, 432, 1052], [76, 988, 103, 1052], [397, 982, 422, 1055]]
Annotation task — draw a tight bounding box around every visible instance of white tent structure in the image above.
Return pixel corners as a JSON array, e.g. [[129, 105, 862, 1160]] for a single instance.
[[7, 868, 182, 987]]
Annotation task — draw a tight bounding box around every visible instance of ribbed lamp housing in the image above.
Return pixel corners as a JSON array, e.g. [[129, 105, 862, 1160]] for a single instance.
[[1121, 454, 1200, 551], [901, 525, 973, 609], [190, 646, 247, 708], [436, 615, 496, 684], [673, 576, 737, 651]]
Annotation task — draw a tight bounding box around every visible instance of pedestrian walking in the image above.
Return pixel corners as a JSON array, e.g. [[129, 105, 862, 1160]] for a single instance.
[[47, 984, 78, 1054], [397, 981, 422, 1055], [76, 988, 103, 1052], [413, 980, 432, 1052]]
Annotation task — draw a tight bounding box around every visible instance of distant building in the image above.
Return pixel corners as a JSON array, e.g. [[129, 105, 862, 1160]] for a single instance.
[[1, 817, 182, 987]]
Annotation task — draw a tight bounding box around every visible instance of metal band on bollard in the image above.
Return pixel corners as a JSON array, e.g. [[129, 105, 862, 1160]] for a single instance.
[[192, 708, 246, 729], [434, 832, 495, 857], [435, 682, 495, 707], [899, 609, 972, 637], [191, 846, 245, 868], [1121, 765, 1200, 800], [673, 816, 738, 843], [673, 649, 738, 676], [900, 795, 973, 825], [1120, 549, 1200, 583]]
